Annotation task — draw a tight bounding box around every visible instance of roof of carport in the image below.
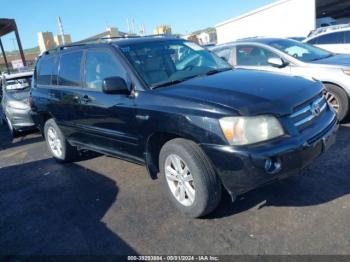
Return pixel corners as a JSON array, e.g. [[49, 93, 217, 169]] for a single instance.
[[317, 0, 350, 19], [0, 19, 17, 37]]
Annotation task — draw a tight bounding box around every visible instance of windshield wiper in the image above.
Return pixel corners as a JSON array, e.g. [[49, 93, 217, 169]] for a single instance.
[[151, 67, 232, 89], [311, 54, 334, 61], [151, 75, 199, 89], [201, 67, 232, 76]]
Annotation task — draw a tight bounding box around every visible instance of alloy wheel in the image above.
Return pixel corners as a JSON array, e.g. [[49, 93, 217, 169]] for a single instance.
[[325, 91, 340, 113], [164, 154, 195, 206], [47, 126, 63, 158]]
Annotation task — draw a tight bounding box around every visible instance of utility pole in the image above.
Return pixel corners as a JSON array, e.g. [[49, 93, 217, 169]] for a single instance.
[[57, 16, 65, 45], [131, 19, 135, 34], [126, 19, 131, 34]]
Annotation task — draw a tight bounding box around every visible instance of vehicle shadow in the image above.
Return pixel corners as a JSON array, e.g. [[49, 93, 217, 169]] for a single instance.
[[0, 158, 137, 255], [208, 124, 350, 219], [0, 124, 42, 150]]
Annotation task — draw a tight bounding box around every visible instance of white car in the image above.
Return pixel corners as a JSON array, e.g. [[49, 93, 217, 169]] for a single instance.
[[304, 24, 350, 54]]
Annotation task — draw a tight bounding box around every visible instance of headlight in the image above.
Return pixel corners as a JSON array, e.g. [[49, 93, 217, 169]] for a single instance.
[[342, 69, 350, 76], [7, 101, 29, 110], [219, 115, 284, 145]]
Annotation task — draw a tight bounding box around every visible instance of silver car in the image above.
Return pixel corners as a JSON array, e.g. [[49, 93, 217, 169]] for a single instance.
[[211, 38, 350, 120], [0, 71, 35, 136]]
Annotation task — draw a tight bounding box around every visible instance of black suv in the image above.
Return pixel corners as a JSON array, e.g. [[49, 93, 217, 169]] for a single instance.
[[30, 36, 338, 217]]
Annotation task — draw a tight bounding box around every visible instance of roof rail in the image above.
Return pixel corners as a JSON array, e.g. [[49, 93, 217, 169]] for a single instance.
[[73, 34, 174, 45], [309, 23, 350, 38], [40, 34, 176, 56]]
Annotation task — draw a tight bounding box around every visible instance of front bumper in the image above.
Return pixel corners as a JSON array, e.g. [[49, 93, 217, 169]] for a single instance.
[[201, 113, 338, 198]]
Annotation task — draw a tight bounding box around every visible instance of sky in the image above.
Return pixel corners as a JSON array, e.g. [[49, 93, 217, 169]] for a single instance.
[[1, 0, 276, 51]]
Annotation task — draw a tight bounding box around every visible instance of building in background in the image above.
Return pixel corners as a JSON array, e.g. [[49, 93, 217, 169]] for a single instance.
[[54, 34, 72, 46], [183, 28, 217, 45], [38, 31, 71, 53], [37, 32, 55, 52], [215, 0, 350, 45], [197, 30, 217, 45], [154, 25, 172, 35]]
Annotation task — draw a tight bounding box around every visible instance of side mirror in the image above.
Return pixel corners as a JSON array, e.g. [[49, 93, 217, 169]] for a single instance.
[[267, 57, 288, 68], [102, 77, 130, 95]]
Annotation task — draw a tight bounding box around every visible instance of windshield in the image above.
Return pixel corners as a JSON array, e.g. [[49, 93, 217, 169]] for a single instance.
[[4, 77, 32, 91], [119, 40, 231, 88], [269, 39, 332, 62]]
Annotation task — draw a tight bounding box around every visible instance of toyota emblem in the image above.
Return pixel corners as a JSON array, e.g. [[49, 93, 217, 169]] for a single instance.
[[311, 102, 321, 116]]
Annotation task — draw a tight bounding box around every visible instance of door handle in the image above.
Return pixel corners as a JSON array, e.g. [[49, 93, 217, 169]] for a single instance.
[[81, 95, 92, 103]]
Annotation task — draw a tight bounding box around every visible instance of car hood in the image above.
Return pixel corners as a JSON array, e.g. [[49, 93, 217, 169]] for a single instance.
[[5, 89, 30, 105], [157, 69, 322, 116], [310, 54, 350, 68]]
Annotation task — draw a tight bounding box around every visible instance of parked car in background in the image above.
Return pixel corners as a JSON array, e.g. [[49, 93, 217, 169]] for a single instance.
[[0, 71, 35, 136], [31, 37, 337, 218], [211, 38, 350, 120], [316, 17, 337, 28], [304, 24, 350, 54]]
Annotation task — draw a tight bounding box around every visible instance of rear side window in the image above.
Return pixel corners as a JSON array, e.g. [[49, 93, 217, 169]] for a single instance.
[[314, 32, 344, 44], [37, 56, 55, 85], [236, 45, 279, 66], [58, 51, 83, 87]]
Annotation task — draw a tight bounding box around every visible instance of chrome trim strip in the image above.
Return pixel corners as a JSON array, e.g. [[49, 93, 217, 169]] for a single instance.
[[294, 100, 327, 127], [295, 114, 315, 127], [291, 96, 324, 118]]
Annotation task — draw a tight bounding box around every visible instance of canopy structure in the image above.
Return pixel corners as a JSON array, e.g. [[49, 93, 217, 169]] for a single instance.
[[317, 0, 350, 19], [0, 18, 26, 74]]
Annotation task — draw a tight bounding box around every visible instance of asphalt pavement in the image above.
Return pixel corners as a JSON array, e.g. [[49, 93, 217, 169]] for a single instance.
[[0, 122, 350, 255]]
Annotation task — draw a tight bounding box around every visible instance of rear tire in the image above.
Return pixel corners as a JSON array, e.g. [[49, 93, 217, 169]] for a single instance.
[[324, 83, 349, 121], [44, 119, 79, 163], [159, 138, 222, 218]]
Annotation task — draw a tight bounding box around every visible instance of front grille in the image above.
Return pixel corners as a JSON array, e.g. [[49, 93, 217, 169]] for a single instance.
[[290, 93, 328, 130]]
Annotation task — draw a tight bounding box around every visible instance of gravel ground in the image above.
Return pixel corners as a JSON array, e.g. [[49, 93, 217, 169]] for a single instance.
[[0, 122, 350, 255]]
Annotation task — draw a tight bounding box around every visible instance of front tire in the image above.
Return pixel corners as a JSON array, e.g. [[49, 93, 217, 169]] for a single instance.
[[324, 83, 349, 121], [44, 119, 78, 162], [159, 138, 222, 218]]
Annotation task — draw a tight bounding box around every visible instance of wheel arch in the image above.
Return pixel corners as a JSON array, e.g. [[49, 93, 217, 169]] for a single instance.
[[144, 131, 200, 179], [322, 81, 350, 98]]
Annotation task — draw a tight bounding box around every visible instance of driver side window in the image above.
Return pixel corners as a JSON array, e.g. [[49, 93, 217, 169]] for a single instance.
[[84, 49, 128, 91], [236, 45, 279, 66]]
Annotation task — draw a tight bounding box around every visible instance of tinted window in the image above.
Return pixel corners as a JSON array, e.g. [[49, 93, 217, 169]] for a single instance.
[[58, 51, 83, 86], [85, 49, 128, 91], [315, 32, 344, 44], [37, 56, 55, 85], [345, 31, 350, 43], [120, 40, 231, 87], [236, 45, 278, 66]]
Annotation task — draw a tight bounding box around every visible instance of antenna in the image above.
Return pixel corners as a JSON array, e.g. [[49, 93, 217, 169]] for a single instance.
[[57, 16, 65, 45], [126, 19, 131, 34], [140, 24, 145, 36], [131, 19, 135, 34]]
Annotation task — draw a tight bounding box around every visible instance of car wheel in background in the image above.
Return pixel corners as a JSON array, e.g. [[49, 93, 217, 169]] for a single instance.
[[324, 83, 349, 121], [44, 119, 79, 163], [159, 138, 222, 218]]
